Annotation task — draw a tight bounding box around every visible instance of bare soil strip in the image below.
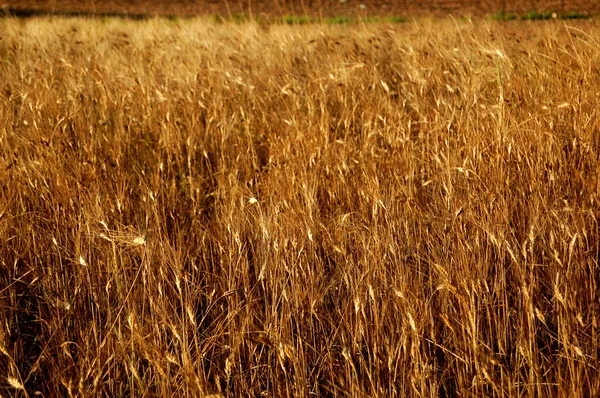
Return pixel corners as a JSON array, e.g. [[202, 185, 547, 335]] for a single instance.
[[2, 0, 600, 18]]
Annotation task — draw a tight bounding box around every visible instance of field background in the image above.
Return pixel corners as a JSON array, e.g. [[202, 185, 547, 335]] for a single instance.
[[1, 9, 600, 398], [2, 0, 600, 17]]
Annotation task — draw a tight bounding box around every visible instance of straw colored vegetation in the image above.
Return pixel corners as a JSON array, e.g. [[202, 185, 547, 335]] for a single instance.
[[0, 16, 599, 397]]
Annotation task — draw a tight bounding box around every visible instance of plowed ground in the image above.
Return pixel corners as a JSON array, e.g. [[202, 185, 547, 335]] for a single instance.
[[2, 0, 600, 18]]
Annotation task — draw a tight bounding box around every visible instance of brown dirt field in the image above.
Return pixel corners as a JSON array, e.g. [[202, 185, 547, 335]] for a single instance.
[[2, 0, 600, 18]]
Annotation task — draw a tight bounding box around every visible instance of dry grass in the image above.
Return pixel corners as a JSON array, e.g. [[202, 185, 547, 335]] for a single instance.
[[0, 16, 599, 397]]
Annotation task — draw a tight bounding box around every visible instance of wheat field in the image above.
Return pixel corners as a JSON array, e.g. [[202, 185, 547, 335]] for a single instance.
[[0, 16, 599, 397]]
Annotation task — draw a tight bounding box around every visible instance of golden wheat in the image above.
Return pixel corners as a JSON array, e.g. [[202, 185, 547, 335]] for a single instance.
[[0, 15, 599, 397]]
